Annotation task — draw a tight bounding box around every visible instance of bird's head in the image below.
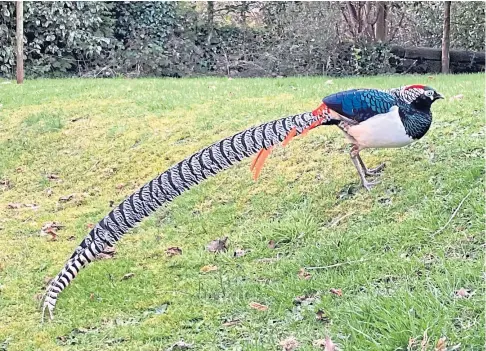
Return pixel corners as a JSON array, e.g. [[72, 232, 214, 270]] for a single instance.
[[403, 84, 444, 111]]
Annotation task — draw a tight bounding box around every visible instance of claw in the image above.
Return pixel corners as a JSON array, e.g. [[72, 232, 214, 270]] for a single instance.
[[365, 163, 386, 176], [362, 180, 380, 191]]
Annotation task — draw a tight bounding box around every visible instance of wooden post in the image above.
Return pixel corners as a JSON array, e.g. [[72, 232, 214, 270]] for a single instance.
[[441, 1, 451, 74], [16, 0, 24, 84]]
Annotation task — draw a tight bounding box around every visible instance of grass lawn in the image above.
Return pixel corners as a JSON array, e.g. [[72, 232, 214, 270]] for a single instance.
[[0, 74, 484, 350]]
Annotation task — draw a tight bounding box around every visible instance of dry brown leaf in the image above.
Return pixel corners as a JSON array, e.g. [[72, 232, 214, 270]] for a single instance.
[[59, 194, 74, 202], [166, 246, 183, 257], [121, 273, 135, 281], [87, 223, 94, 229], [428, 76, 435, 80], [249, 302, 268, 311], [278, 337, 299, 351], [315, 309, 330, 323], [206, 236, 228, 253], [222, 319, 241, 327], [435, 337, 447, 351], [47, 173, 60, 181], [116, 183, 125, 190], [298, 268, 311, 280], [313, 337, 337, 350], [67, 235, 76, 241], [329, 288, 342, 297], [167, 341, 194, 350], [293, 294, 317, 305], [40, 222, 63, 241], [233, 248, 246, 257], [7, 203, 38, 210], [90, 293, 95, 300], [268, 240, 276, 249], [455, 287, 472, 298], [200, 264, 218, 273]]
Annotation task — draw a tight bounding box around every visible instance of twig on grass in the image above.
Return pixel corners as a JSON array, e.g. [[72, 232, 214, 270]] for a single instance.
[[305, 257, 370, 270], [432, 189, 473, 236]]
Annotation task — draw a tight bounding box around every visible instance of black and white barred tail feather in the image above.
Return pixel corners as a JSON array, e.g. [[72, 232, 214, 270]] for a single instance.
[[42, 110, 331, 321]]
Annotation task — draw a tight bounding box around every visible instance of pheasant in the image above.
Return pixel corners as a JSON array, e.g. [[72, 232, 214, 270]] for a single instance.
[[314, 84, 444, 189], [42, 84, 442, 320]]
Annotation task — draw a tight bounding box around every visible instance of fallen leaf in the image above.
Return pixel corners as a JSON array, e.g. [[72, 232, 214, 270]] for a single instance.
[[90, 293, 95, 300], [166, 246, 183, 257], [455, 287, 473, 298], [47, 173, 60, 181], [200, 264, 218, 273], [7, 203, 22, 209], [313, 337, 338, 350], [16, 167, 23, 173], [298, 268, 312, 280], [435, 337, 447, 351], [324, 79, 334, 85], [116, 183, 125, 190], [59, 194, 74, 202], [293, 294, 318, 305], [206, 236, 228, 253], [167, 340, 193, 350], [0, 179, 11, 189], [329, 288, 342, 297], [249, 302, 268, 311], [33, 293, 44, 301], [45, 188, 53, 197], [67, 235, 76, 241], [222, 319, 241, 327], [121, 273, 135, 280], [233, 248, 246, 257], [268, 240, 276, 249], [315, 309, 330, 323], [278, 336, 299, 351], [427, 76, 435, 80], [87, 223, 94, 229], [25, 203, 39, 210], [40, 222, 63, 241]]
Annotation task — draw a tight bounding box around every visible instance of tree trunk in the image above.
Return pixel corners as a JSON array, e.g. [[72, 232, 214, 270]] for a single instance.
[[441, 1, 451, 73], [206, 1, 214, 45], [375, 2, 387, 41], [16, 0, 24, 84]]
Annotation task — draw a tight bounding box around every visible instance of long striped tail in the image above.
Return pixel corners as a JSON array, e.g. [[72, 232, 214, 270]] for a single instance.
[[42, 108, 331, 321]]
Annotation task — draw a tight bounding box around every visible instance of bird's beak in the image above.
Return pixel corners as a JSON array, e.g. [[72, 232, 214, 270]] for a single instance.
[[435, 92, 444, 100]]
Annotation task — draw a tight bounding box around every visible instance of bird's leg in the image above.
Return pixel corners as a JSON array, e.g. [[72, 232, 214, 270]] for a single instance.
[[350, 145, 380, 191], [357, 154, 386, 176]]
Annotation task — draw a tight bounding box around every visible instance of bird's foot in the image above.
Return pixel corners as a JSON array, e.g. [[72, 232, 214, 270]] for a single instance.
[[364, 163, 386, 176], [362, 179, 381, 191]]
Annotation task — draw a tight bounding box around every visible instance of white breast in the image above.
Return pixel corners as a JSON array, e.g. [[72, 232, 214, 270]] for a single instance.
[[346, 106, 413, 149]]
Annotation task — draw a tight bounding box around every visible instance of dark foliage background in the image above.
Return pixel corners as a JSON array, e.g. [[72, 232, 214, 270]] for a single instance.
[[0, 1, 484, 78]]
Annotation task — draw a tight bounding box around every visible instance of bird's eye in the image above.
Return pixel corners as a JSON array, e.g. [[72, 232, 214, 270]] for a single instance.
[[425, 90, 433, 97]]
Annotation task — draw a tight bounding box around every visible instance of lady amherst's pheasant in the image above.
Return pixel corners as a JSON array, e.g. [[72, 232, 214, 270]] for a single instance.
[[42, 84, 442, 320]]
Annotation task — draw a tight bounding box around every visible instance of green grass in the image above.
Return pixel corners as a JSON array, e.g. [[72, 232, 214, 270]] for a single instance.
[[0, 75, 483, 351]]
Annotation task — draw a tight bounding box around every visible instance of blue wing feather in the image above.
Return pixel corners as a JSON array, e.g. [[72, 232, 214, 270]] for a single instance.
[[323, 89, 397, 122]]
